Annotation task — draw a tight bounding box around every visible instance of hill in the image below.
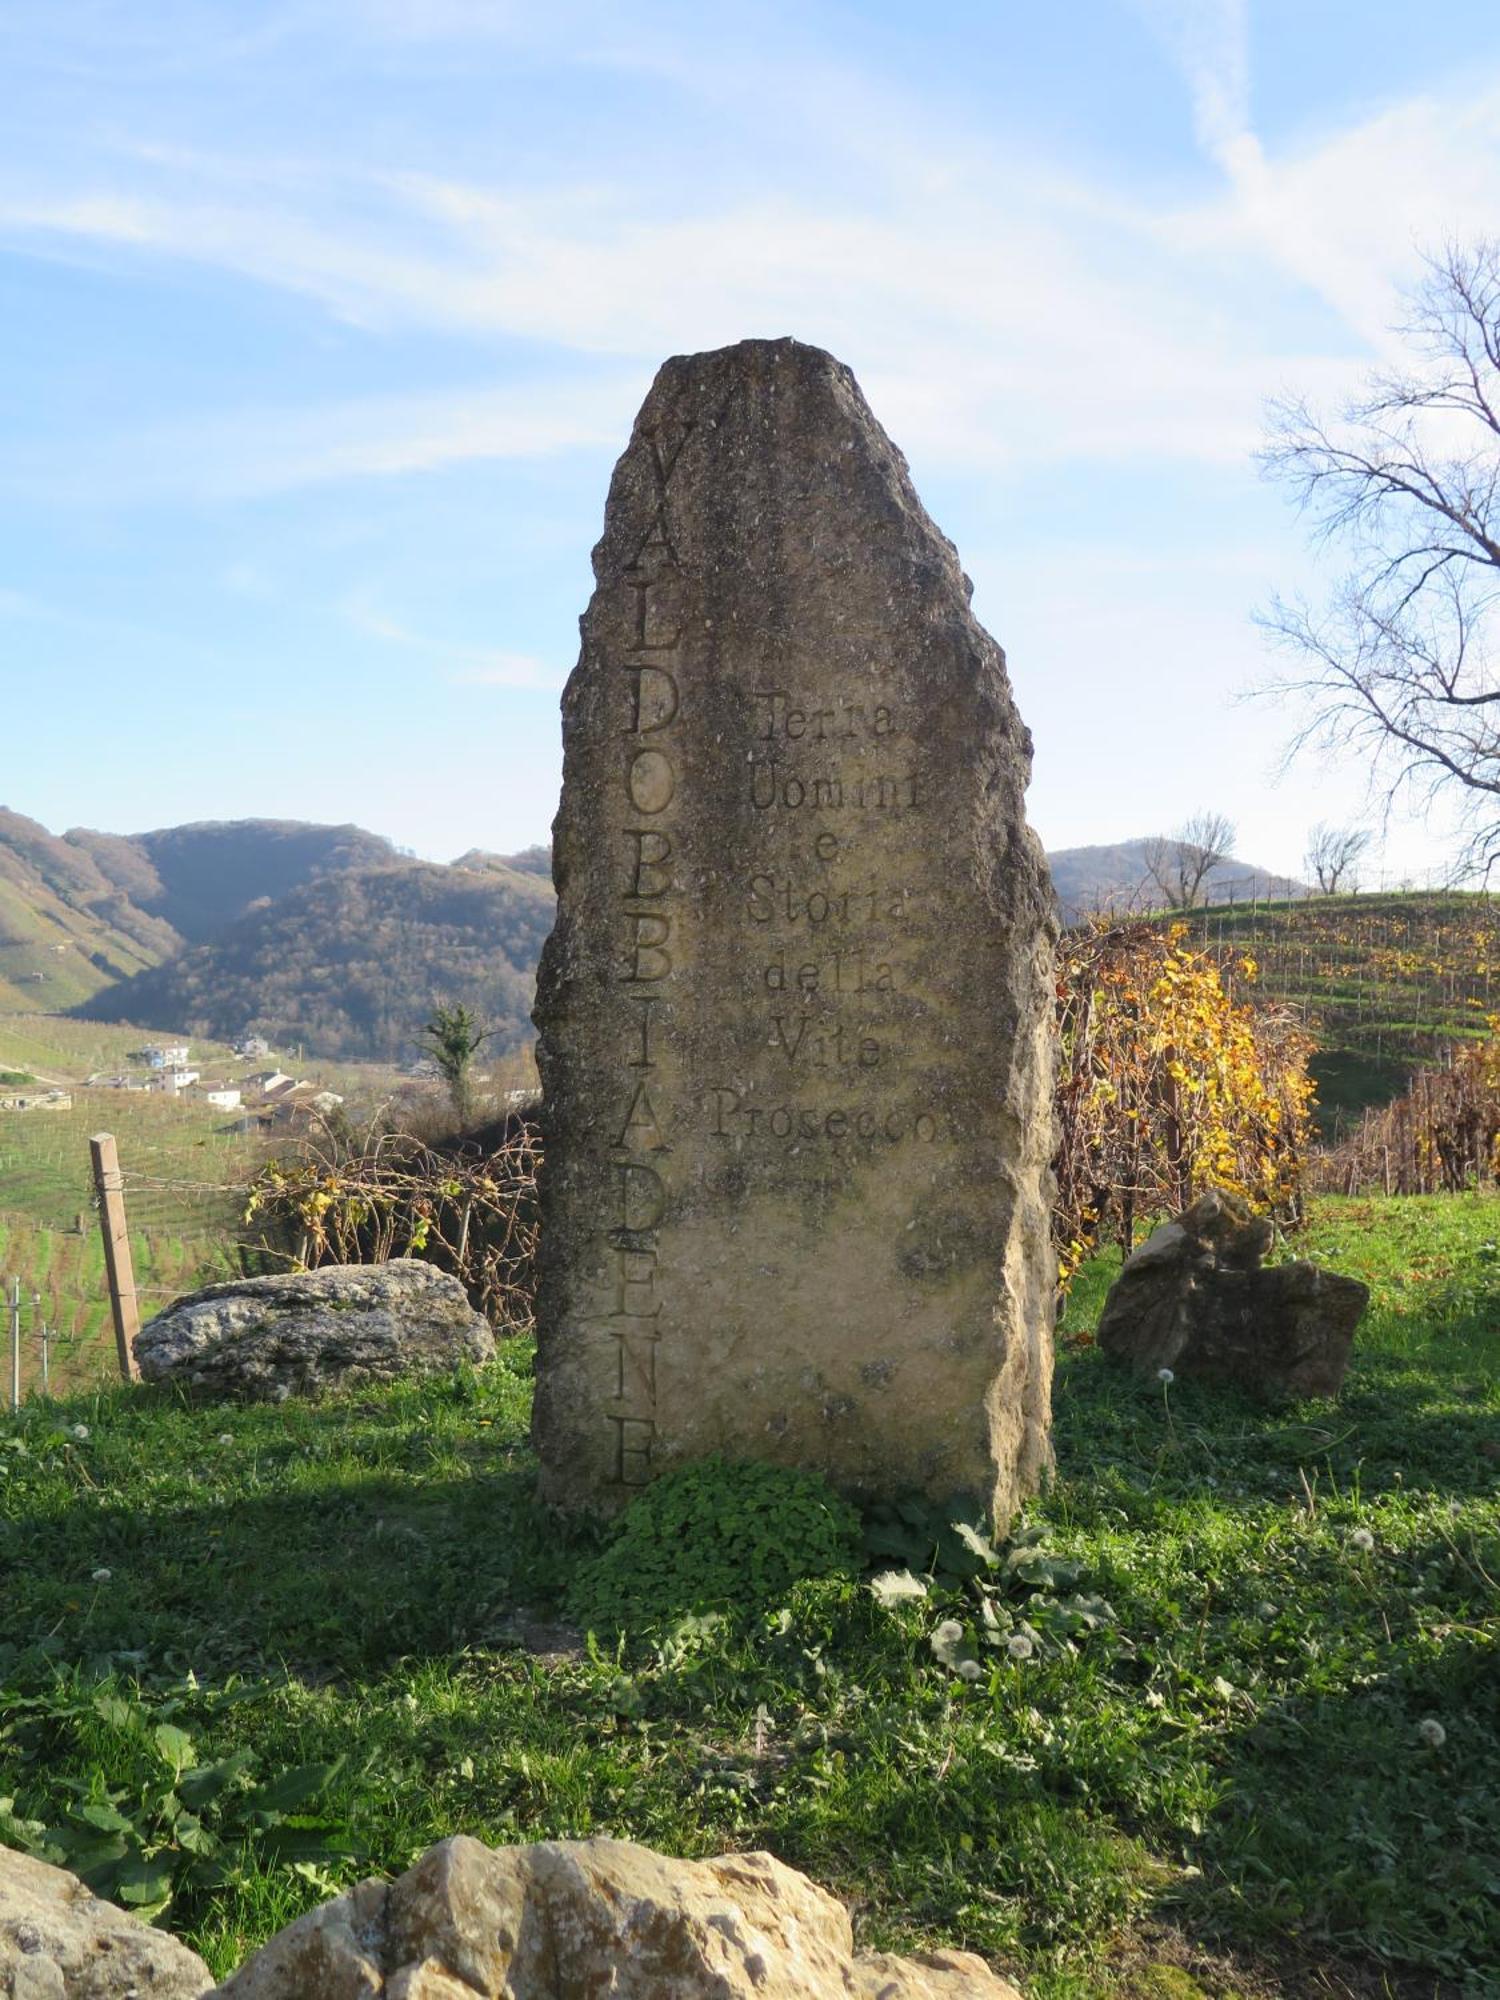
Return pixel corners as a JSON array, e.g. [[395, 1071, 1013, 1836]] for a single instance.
[[1047, 837, 1304, 924], [14, 809, 1482, 1096], [454, 845, 552, 881], [66, 818, 399, 942], [78, 860, 556, 1062], [0, 808, 177, 1011]]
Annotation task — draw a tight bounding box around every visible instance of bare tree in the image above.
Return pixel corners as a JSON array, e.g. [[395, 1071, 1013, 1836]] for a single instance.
[[1142, 811, 1237, 909], [1260, 240, 1500, 877], [1305, 822, 1371, 895]]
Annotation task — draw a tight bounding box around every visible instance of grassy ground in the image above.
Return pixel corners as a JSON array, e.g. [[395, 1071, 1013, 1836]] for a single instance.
[[2, 1194, 1497, 1998]]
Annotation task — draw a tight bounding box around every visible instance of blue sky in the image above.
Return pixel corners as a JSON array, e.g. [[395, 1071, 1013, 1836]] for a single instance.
[[4, 0, 1500, 880]]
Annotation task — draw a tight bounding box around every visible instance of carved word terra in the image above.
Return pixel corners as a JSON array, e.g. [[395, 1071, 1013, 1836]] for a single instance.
[[752, 689, 901, 741]]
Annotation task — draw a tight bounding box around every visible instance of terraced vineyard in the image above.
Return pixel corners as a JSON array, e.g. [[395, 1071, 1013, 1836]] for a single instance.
[[1168, 891, 1500, 1134], [0, 1215, 243, 1396], [0, 1088, 260, 1393]]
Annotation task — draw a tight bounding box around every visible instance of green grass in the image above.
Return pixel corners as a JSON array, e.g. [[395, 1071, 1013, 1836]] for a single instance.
[[2, 1195, 1497, 1997], [0, 1215, 244, 1394]]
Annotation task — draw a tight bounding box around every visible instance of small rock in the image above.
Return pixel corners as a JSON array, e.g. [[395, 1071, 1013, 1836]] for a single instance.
[[211, 1835, 1024, 1998], [1096, 1190, 1368, 1399], [0, 1845, 211, 1999], [135, 1261, 494, 1402]]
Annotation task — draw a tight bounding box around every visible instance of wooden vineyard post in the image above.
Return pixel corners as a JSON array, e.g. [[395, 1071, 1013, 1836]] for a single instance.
[[7, 1276, 18, 1412], [90, 1134, 141, 1383]]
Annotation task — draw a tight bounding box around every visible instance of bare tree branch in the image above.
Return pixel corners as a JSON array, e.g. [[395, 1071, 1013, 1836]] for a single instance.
[[1141, 812, 1237, 909], [1259, 240, 1500, 877], [1305, 822, 1371, 894]]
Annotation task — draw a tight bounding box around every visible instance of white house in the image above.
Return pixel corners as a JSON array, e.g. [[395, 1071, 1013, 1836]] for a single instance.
[[142, 1043, 191, 1070], [248, 1070, 295, 1097], [203, 1087, 243, 1111], [233, 1034, 272, 1058], [153, 1067, 201, 1095]]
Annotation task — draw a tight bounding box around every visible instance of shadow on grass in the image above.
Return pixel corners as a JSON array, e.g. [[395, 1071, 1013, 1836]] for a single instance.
[[5, 1453, 594, 1686], [1183, 1613, 1500, 1990], [1053, 1344, 1500, 1508]]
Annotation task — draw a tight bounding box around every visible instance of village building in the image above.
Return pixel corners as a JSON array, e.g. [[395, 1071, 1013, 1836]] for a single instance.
[[152, 1066, 201, 1095], [140, 1042, 191, 1070]]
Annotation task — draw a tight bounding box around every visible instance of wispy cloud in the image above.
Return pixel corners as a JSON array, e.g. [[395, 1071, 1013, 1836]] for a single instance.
[[0, 373, 636, 504], [3, 16, 1500, 504], [1131, 0, 1263, 187], [342, 593, 561, 687]]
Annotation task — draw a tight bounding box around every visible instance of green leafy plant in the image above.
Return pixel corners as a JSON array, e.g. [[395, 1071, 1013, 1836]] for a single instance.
[[0, 1679, 355, 1922], [865, 1498, 1119, 1678], [565, 1457, 862, 1636]]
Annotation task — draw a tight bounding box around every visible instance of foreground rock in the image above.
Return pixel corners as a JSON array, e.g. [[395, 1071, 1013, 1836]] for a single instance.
[[533, 335, 1057, 1523], [213, 1835, 1021, 1999], [1097, 1190, 1368, 1398], [0, 1845, 211, 1999], [136, 1262, 494, 1401]]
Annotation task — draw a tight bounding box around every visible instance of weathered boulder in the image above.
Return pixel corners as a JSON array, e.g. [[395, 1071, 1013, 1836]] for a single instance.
[[135, 1262, 494, 1401], [0, 1844, 211, 1999], [1096, 1189, 1368, 1398], [211, 1835, 1022, 1999], [533, 334, 1057, 1524]]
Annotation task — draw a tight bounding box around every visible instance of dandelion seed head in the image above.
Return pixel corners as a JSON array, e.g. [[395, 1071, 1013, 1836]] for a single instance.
[[1157, 1368, 1175, 1384], [1006, 1633, 1035, 1660], [217, 1433, 233, 1446], [70, 1424, 89, 1441], [91, 1568, 111, 1583], [1417, 1718, 1446, 1749], [1350, 1528, 1376, 1553]]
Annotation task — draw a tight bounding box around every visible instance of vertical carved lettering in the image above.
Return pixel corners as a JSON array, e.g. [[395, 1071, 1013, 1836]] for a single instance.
[[601, 481, 688, 1481], [609, 1414, 656, 1486]]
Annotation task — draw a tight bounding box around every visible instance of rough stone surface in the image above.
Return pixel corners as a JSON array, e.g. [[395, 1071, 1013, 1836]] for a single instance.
[[1096, 1189, 1369, 1398], [135, 1262, 495, 1401], [532, 336, 1057, 1521], [211, 1835, 1023, 1999], [0, 1844, 211, 2000]]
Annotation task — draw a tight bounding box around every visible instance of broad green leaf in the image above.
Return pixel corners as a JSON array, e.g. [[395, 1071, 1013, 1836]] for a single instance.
[[174, 1812, 218, 1857], [153, 1725, 195, 1777], [950, 1522, 998, 1568], [77, 1803, 134, 1834], [115, 1856, 176, 1907], [246, 1757, 345, 1816], [92, 1694, 135, 1733], [869, 1569, 928, 1608], [179, 1750, 254, 1812], [63, 1835, 130, 1889]]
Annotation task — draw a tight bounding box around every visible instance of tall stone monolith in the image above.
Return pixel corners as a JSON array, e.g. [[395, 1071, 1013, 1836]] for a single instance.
[[532, 337, 1057, 1525]]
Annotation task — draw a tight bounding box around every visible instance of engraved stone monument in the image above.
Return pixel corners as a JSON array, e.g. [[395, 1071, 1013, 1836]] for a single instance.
[[532, 337, 1057, 1523]]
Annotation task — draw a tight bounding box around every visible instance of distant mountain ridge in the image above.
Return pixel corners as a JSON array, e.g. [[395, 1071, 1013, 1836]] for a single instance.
[[80, 860, 555, 1063], [69, 820, 400, 943], [0, 812, 556, 1059], [1, 811, 1304, 1061], [1047, 840, 1305, 925]]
